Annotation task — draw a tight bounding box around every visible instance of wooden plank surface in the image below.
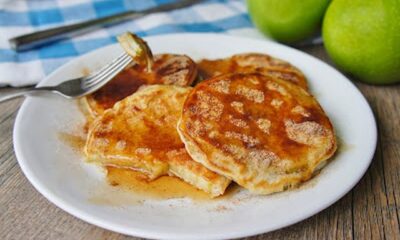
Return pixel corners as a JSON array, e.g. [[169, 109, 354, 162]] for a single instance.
[[0, 46, 399, 240]]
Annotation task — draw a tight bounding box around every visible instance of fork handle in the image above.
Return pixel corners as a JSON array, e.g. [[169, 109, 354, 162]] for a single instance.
[[0, 86, 54, 103]]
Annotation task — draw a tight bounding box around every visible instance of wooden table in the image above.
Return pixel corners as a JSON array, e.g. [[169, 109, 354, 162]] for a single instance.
[[0, 45, 399, 240]]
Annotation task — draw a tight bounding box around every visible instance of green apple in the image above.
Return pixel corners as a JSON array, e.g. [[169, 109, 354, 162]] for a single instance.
[[323, 0, 400, 84], [247, 0, 330, 43]]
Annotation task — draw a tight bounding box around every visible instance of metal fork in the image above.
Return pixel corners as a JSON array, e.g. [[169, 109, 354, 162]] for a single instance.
[[0, 53, 132, 103]]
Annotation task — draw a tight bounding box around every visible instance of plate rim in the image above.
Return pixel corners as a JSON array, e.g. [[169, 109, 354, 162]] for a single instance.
[[13, 33, 377, 240]]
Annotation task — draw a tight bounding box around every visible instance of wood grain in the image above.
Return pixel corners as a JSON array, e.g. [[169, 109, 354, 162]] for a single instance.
[[0, 46, 399, 240]]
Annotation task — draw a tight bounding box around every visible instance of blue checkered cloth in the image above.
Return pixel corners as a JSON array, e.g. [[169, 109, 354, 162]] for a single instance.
[[0, 0, 253, 86]]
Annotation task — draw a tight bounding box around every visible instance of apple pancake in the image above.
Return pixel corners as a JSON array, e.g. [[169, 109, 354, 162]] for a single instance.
[[82, 54, 197, 117], [197, 53, 308, 89], [85, 85, 230, 197], [178, 73, 336, 194]]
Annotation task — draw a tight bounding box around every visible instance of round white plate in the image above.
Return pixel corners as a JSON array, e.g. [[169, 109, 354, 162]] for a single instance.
[[13, 33, 377, 239]]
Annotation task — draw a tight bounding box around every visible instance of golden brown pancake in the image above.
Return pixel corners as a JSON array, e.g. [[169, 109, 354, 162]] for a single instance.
[[84, 85, 230, 197], [197, 53, 308, 89], [83, 54, 197, 117], [178, 73, 336, 194]]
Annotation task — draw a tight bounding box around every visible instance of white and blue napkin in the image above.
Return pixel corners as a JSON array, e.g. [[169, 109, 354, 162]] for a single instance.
[[0, 0, 254, 86]]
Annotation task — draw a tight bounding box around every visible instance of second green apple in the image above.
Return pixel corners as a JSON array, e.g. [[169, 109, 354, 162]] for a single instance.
[[247, 0, 330, 43]]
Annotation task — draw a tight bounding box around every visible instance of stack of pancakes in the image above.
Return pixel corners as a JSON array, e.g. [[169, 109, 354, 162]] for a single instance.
[[83, 52, 337, 197]]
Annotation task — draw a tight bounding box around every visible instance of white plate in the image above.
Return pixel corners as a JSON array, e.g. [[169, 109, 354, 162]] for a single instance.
[[13, 33, 377, 239]]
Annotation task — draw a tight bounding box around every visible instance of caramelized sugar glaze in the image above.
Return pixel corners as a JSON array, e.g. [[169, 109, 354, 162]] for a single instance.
[[84, 54, 198, 116], [106, 166, 211, 200], [198, 53, 308, 90]]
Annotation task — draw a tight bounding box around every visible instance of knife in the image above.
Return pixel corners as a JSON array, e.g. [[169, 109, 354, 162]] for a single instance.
[[9, 0, 203, 51]]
